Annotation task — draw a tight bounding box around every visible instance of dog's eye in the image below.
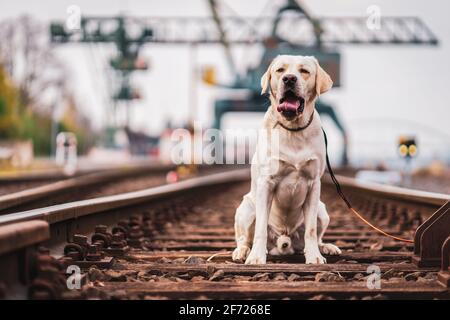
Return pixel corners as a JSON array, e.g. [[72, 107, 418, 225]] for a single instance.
[[300, 68, 310, 74], [276, 67, 285, 73]]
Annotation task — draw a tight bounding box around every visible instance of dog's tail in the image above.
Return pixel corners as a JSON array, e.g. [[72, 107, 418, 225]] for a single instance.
[[276, 235, 293, 253]]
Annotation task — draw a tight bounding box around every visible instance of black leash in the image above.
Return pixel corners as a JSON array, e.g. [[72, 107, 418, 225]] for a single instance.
[[267, 79, 411, 241], [322, 128, 351, 209], [321, 127, 413, 243]]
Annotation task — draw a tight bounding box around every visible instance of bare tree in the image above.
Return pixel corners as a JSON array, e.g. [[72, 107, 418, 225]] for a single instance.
[[0, 15, 69, 113]]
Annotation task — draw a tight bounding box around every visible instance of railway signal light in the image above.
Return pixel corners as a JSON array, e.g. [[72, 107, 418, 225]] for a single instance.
[[398, 136, 417, 159], [202, 66, 217, 85]]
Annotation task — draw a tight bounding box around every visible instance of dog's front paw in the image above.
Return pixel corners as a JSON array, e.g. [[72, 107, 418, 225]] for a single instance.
[[232, 246, 251, 263], [245, 247, 267, 264], [305, 248, 326, 264], [319, 243, 342, 255]]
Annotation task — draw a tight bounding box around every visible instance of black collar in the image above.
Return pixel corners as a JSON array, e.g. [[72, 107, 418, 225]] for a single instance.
[[275, 111, 314, 132]]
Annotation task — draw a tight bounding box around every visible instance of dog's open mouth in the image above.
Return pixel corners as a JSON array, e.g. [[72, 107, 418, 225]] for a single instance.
[[277, 91, 305, 119]]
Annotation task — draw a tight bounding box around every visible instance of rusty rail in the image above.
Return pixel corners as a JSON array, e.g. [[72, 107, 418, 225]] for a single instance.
[[0, 163, 176, 213], [322, 173, 450, 268], [0, 168, 250, 227], [1, 170, 447, 227], [322, 174, 450, 208]]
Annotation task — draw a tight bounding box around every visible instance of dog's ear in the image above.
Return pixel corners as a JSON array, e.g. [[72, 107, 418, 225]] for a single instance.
[[260, 60, 274, 95], [315, 59, 333, 97]]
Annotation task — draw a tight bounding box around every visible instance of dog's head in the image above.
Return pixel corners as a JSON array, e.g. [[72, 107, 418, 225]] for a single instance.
[[261, 55, 333, 121]]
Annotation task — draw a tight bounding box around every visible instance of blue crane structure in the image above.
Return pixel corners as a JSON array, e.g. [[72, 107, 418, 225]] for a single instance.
[[49, 0, 438, 163]]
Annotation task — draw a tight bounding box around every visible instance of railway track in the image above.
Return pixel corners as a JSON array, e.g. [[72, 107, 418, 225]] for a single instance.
[[0, 164, 171, 213], [0, 168, 449, 300], [0, 163, 232, 214]]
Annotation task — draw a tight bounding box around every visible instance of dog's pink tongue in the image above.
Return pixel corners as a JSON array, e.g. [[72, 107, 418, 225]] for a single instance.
[[277, 99, 300, 113]]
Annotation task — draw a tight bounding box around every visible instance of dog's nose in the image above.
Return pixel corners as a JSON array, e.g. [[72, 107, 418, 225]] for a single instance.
[[281, 242, 289, 249], [282, 74, 297, 85]]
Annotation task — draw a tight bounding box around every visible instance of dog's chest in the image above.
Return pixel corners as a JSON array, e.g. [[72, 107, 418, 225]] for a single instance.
[[276, 134, 321, 171], [269, 161, 317, 235], [274, 162, 316, 206], [276, 150, 320, 181]]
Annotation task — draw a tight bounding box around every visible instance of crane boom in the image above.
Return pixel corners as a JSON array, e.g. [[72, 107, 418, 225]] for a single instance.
[[207, 0, 237, 76], [51, 16, 438, 46]]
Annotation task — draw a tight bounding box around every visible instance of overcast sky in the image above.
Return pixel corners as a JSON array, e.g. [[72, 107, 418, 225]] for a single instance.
[[1, 0, 449, 164]]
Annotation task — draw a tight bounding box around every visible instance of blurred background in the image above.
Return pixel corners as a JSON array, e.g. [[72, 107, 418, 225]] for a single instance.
[[0, 0, 448, 190]]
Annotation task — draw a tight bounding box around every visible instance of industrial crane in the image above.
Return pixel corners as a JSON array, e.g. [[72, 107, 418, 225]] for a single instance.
[[49, 0, 438, 163], [203, 0, 438, 165]]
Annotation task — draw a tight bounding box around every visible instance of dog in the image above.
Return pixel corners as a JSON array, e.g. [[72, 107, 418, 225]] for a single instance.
[[232, 55, 342, 265]]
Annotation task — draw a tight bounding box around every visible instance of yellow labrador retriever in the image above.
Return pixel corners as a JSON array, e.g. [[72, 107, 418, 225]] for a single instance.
[[232, 55, 341, 264]]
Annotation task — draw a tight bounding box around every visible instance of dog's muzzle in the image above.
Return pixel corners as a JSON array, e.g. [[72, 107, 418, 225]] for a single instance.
[[277, 90, 305, 120]]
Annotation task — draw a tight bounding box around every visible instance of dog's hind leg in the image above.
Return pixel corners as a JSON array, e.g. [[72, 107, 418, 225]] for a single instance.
[[317, 201, 342, 255], [232, 194, 255, 262]]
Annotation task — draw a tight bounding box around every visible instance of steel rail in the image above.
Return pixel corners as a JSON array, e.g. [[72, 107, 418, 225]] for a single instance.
[[0, 161, 164, 182], [322, 173, 450, 208], [0, 169, 448, 227], [0, 163, 176, 212], [0, 220, 49, 256], [0, 168, 251, 227]]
